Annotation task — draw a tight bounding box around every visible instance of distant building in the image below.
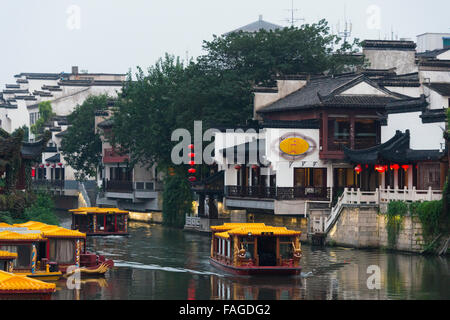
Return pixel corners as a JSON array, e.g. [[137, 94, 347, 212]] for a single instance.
[[224, 15, 283, 36], [209, 36, 449, 238], [94, 110, 163, 213], [0, 66, 126, 202], [417, 33, 450, 53]]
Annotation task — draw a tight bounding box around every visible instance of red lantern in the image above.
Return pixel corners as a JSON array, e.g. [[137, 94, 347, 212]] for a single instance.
[[188, 176, 197, 182], [188, 168, 196, 174], [375, 165, 386, 173], [390, 164, 400, 171], [39, 164, 44, 168], [58, 162, 63, 167], [51, 164, 56, 168], [188, 153, 195, 158], [354, 165, 362, 174], [31, 168, 36, 177], [401, 165, 409, 172], [251, 165, 259, 170], [235, 165, 242, 170], [188, 144, 194, 150], [46, 163, 50, 167], [189, 160, 195, 166]]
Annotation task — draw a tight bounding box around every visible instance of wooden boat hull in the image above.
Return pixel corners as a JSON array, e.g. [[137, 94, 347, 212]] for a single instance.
[[210, 258, 301, 276], [85, 232, 129, 237], [15, 271, 62, 281]]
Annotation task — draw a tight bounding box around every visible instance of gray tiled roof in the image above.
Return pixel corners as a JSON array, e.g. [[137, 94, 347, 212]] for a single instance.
[[424, 83, 450, 96], [224, 16, 282, 36], [258, 74, 399, 113]]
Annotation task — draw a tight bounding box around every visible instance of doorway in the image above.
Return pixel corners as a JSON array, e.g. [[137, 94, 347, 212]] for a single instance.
[[257, 237, 277, 266]]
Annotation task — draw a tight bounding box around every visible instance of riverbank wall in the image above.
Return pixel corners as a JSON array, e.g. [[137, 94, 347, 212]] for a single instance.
[[327, 205, 425, 253], [128, 211, 163, 224]]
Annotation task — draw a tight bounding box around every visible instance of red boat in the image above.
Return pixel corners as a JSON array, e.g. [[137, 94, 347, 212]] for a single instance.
[[70, 207, 129, 236], [1, 221, 114, 277], [210, 223, 302, 276]]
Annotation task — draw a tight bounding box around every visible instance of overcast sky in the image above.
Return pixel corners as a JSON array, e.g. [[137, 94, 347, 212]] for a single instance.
[[1, 0, 449, 87]]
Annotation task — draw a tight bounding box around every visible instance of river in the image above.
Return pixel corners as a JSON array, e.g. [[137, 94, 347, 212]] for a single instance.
[[52, 217, 450, 300]]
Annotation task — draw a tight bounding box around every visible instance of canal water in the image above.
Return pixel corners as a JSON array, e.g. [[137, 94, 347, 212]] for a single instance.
[[53, 216, 450, 300]]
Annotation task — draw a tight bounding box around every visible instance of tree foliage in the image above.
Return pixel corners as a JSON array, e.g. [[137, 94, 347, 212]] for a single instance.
[[31, 101, 54, 137], [110, 20, 364, 227], [61, 95, 109, 180]]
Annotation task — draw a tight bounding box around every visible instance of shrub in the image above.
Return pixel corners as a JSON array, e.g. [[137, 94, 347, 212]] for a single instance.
[[385, 201, 409, 248]]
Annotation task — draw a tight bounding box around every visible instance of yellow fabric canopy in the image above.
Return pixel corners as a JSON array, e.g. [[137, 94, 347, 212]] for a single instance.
[[0, 270, 56, 292], [70, 207, 128, 214], [0, 251, 17, 259], [212, 223, 301, 239]]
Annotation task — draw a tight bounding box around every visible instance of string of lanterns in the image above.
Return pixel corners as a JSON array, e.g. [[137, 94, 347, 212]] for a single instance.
[[354, 164, 411, 174], [188, 144, 197, 182]]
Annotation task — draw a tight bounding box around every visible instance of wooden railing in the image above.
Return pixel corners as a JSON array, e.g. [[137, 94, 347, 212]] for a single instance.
[[105, 180, 133, 192], [225, 186, 330, 201], [325, 186, 443, 233]]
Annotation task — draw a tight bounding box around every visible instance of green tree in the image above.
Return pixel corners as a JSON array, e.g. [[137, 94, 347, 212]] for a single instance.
[[31, 101, 54, 137], [111, 21, 364, 227], [61, 95, 109, 180], [12, 125, 29, 142]]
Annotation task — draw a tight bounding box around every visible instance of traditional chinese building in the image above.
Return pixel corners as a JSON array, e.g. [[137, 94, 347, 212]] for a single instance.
[[213, 39, 448, 237]]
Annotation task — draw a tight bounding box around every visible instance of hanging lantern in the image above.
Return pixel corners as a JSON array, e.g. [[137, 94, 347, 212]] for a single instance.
[[31, 168, 36, 177], [188, 144, 194, 150], [354, 164, 362, 175], [188, 168, 196, 174], [46, 163, 50, 167], [235, 165, 242, 170], [390, 164, 400, 171], [401, 165, 410, 172], [375, 165, 386, 173], [251, 165, 259, 170], [188, 153, 196, 158], [189, 160, 195, 166], [39, 164, 44, 168], [58, 162, 63, 167], [188, 176, 197, 182], [51, 164, 56, 168]]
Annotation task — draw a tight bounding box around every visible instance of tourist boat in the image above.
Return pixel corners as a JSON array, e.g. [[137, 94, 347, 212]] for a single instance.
[[210, 223, 302, 275], [69, 207, 129, 236], [0, 270, 56, 300], [0, 221, 114, 278]]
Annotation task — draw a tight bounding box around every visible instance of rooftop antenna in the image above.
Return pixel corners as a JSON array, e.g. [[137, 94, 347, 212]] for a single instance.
[[283, 0, 304, 27], [336, 5, 352, 45]]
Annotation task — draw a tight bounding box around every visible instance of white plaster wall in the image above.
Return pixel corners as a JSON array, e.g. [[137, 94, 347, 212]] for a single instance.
[[427, 89, 449, 109], [214, 130, 262, 165], [417, 33, 450, 52], [264, 128, 322, 169], [363, 49, 418, 75], [384, 86, 422, 98], [437, 50, 450, 60], [341, 81, 387, 95], [26, 79, 59, 93], [420, 70, 450, 83], [383, 111, 445, 150]]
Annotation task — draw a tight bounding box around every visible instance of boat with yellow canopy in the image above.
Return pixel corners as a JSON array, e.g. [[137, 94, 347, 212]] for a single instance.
[[69, 207, 129, 236], [0, 221, 113, 278], [210, 223, 302, 275]]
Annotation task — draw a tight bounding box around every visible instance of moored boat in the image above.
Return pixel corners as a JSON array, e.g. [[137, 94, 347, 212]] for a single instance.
[[210, 223, 302, 275], [69, 207, 129, 236], [0, 221, 114, 278]]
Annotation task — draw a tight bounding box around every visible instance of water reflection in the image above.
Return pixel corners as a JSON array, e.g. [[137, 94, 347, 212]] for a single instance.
[[50, 217, 450, 300]]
